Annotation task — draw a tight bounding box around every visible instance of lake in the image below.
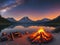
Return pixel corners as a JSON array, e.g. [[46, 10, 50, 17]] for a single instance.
[[0, 25, 55, 34]]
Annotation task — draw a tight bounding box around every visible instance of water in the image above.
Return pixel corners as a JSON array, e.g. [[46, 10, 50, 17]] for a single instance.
[[0, 25, 55, 34]]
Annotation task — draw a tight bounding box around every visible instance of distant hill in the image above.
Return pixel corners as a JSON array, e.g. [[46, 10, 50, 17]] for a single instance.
[[7, 18, 16, 22], [45, 16, 60, 26], [0, 15, 11, 25], [18, 17, 51, 25], [40, 18, 50, 22], [1, 15, 59, 26], [51, 16, 60, 23], [35, 18, 50, 25]]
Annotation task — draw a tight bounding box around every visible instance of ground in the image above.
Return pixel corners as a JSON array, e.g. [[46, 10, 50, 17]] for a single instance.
[[0, 33, 60, 45]]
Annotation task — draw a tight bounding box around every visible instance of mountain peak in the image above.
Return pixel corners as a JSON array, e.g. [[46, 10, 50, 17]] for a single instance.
[[19, 16, 33, 23], [41, 18, 50, 21], [22, 16, 29, 19], [7, 18, 16, 22]]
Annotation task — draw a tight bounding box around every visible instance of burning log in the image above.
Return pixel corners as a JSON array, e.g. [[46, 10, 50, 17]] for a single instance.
[[28, 27, 53, 44]]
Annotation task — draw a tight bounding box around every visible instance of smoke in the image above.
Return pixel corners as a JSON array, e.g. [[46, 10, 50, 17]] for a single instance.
[[0, 0, 24, 13]]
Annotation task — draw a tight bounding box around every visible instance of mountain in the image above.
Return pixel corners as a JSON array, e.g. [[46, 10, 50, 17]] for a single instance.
[[35, 18, 50, 24], [40, 18, 50, 22], [7, 18, 16, 22], [51, 16, 60, 23], [18, 17, 50, 25], [45, 16, 60, 26], [47, 16, 60, 23], [0, 15, 11, 25], [18, 17, 34, 23]]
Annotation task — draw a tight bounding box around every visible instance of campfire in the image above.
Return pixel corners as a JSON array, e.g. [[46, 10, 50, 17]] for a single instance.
[[29, 27, 53, 44]]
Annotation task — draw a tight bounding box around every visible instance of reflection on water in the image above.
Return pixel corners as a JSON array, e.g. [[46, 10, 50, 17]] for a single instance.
[[0, 25, 10, 32], [0, 25, 55, 34]]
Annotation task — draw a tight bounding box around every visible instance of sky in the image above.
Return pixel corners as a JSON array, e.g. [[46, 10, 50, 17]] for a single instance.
[[0, 0, 60, 21]]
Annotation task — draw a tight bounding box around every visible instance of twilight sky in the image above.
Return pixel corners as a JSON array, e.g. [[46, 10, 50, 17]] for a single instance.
[[0, 0, 60, 21]]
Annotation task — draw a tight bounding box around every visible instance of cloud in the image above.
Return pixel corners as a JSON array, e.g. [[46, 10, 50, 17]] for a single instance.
[[0, 0, 24, 13]]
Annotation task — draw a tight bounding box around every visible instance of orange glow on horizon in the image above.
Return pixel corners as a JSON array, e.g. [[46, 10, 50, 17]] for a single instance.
[[15, 14, 59, 21], [11, 10, 60, 21], [3, 8, 60, 21]]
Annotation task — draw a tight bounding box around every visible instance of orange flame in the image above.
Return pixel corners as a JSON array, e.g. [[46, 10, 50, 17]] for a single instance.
[[37, 27, 45, 33], [29, 27, 53, 43]]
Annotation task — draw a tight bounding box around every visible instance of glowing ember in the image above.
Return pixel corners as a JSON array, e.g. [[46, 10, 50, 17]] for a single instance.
[[29, 27, 53, 44]]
